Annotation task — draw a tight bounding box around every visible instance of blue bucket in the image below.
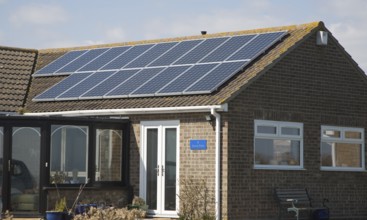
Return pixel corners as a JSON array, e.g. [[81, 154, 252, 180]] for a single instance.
[[45, 211, 64, 220]]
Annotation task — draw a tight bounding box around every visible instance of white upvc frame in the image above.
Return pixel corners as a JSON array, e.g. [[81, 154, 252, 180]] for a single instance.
[[139, 120, 180, 218], [320, 125, 365, 172], [254, 120, 304, 170]]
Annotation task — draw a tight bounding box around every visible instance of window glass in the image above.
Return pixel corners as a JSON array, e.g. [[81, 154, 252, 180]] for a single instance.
[[257, 125, 276, 135], [255, 139, 300, 166], [323, 130, 341, 138], [345, 131, 362, 139], [254, 120, 303, 169], [95, 129, 122, 182], [321, 142, 362, 167], [321, 126, 364, 171], [281, 127, 300, 136], [12, 127, 41, 212], [50, 125, 88, 184]]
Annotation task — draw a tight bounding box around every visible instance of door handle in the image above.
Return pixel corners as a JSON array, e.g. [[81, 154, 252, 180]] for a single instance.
[[162, 165, 165, 176], [8, 160, 10, 172]]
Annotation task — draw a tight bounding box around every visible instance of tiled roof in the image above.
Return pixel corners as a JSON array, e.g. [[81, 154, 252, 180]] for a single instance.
[[24, 22, 323, 113], [0, 46, 37, 112]]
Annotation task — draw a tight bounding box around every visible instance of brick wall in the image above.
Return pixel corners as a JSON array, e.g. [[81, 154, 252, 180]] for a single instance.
[[227, 30, 367, 219]]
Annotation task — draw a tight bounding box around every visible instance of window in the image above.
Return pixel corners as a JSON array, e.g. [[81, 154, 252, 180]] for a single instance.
[[95, 129, 123, 182], [254, 120, 303, 169], [321, 126, 364, 171], [50, 125, 89, 184]]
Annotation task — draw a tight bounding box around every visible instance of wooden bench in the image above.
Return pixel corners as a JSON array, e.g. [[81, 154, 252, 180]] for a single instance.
[[275, 188, 329, 220]]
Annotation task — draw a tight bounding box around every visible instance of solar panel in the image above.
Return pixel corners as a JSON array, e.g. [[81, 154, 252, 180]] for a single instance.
[[148, 40, 203, 67], [131, 65, 191, 97], [35, 50, 87, 75], [34, 30, 288, 101], [125, 42, 178, 68], [105, 67, 165, 98], [78, 46, 132, 72], [227, 32, 287, 61], [33, 72, 91, 101], [157, 63, 218, 95], [101, 44, 155, 70], [184, 61, 247, 94], [173, 37, 229, 65], [57, 71, 117, 100], [80, 69, 140, 99], [200, 34, 256, 63], [56, 48, 110, 74]]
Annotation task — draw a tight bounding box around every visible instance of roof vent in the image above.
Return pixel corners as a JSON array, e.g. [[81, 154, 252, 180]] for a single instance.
[[201, 31, 207, 35], [316, 31, 328, 46]]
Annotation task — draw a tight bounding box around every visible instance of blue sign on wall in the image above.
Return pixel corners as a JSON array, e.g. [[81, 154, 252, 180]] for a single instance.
[[190, 140, 207, 150]]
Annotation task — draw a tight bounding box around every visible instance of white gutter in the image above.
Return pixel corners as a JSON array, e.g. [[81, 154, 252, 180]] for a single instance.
[[24, 104, 228, 116], [211, 107, 221, 220]]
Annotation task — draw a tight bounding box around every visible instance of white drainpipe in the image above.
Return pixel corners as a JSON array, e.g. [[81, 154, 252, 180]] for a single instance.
[[211, 108, 221, 220]]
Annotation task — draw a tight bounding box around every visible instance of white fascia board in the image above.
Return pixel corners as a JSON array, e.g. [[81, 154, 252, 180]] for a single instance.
[[24, 104, 228, 117]]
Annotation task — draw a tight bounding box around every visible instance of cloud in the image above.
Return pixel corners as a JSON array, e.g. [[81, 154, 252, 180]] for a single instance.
[[329, 22, 367, 71], [105, 27, 127, 42], [10, 4, 68, 26], [319, 0, 367, 19], [142, 7, 282, 40]]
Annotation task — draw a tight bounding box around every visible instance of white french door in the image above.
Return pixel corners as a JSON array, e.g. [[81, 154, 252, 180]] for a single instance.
[[140, 120, 179, 217]]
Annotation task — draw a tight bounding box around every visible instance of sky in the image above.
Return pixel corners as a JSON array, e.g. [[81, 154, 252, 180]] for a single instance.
[[1, 0, 367, 71]]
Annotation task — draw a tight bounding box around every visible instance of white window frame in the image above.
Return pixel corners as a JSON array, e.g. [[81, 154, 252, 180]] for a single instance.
[[320, 125, 365, 172], [254, 120, 304, 170]]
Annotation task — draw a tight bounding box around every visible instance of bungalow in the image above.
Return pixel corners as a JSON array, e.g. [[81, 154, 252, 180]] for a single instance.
[[0, 21, 366, 220]]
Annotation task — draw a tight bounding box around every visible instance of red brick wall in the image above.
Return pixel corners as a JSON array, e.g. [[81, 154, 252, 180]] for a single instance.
[[227, 31, 367, 219]]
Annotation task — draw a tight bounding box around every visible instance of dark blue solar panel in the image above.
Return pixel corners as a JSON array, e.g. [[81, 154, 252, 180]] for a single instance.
[[185, 61, 247, 94], [157, 63, 218, 95], [106, 68, 164, 97], [35, 50, 87, 75], [33, 72, 90, 100], [78, 46, 132, 72], [57, 71, 117, 99], [131, 65, 191, 96], [200, 34, 256, 63], [174, 37, 229, 65], [101, 44, 155, 70], [228, 31, 286, 61], [148, 40, 203, 67], [125, 42, 178, 68], [56, 48, 109, 74], [81, 69, 140, 98]]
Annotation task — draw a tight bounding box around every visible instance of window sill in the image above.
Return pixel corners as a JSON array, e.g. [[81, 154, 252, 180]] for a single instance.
[[320, 167, 365, 172], [253, 165, 305, 170], [43, 185, 130, 190]]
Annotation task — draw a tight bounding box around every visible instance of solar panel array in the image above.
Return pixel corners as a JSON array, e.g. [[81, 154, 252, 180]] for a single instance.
[[33, 31, 287, 101]]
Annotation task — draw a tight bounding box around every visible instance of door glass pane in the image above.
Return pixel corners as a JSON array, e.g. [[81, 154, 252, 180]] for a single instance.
[[165, 128, 176, 211], [95, 129, 123, 181], [11, 127, 40, 212], [50, 125, 88, 184], [146, 129, 158, 210]]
